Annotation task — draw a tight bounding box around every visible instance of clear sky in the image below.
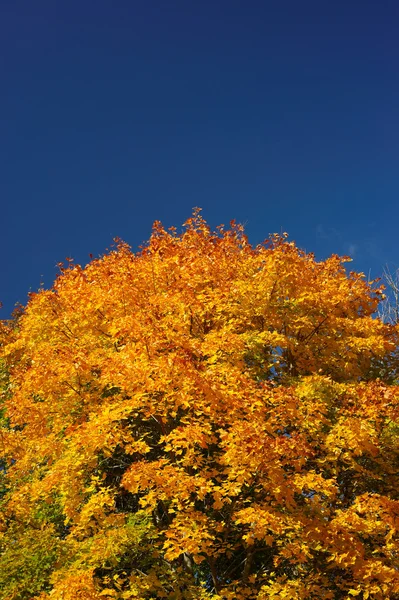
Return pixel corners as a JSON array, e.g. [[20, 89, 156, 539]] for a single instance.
[[1, 0, 398, 317]]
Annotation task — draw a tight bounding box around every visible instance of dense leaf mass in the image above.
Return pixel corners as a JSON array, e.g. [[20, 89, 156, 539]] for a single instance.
[[1, 212, 399, 599]]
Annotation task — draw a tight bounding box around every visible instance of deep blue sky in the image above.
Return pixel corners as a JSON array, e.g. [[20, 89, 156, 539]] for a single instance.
[[1, 1, 398, 316]]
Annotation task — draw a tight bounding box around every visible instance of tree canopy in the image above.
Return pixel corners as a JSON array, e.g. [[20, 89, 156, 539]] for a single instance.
[[1, 211, 399, 599]]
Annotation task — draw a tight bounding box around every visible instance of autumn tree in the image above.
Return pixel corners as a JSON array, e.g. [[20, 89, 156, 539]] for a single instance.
[[1, 210, 399, 599]]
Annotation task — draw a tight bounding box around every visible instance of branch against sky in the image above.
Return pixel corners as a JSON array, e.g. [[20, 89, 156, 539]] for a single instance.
[[379, 266, 399, 325]]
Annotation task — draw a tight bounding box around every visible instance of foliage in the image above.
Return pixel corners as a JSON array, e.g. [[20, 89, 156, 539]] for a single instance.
[[1, 210, 399, 599]]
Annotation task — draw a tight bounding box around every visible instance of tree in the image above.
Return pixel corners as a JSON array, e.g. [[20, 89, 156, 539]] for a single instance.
[[379, 266, 399, 326], [374, 266, 399, 384], [1, 210, 399, 599]]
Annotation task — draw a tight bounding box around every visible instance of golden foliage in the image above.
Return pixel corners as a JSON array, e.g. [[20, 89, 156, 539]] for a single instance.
[[1, 211, 399, 599]]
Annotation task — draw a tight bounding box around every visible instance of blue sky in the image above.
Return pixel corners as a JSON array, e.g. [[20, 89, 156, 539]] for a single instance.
[[1, 0, 398, 316]]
